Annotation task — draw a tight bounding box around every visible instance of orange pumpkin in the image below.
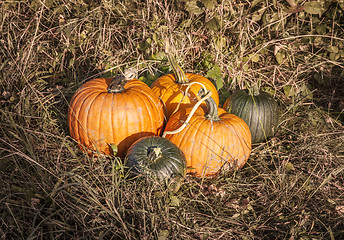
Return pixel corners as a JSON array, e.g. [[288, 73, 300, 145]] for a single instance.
[[164, 90, 251, 177], [151, 44, 219, 119], [151, 73, 219, 119], [68, 76, 164, 157]]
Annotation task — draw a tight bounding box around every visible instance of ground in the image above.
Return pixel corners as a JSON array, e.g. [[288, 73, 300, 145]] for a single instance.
[[1, 1, 344, 239]]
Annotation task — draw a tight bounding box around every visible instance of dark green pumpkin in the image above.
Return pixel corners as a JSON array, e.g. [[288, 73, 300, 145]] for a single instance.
[[125, 136, 187, 182], [223, 90, 279, 143]]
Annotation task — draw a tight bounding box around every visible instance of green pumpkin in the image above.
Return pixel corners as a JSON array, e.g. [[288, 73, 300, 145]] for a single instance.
[[125, 136, 187, 183], [223, 90, 279, 143]]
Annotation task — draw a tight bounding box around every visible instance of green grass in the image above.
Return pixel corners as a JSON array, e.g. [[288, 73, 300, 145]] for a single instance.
[[1, 0, 344, 239]]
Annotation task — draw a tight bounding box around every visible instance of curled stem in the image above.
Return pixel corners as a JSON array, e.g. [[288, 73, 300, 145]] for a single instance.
[[162, 90, 212, 138]]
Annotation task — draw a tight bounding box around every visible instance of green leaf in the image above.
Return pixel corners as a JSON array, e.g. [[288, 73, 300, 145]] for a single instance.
[[149, 51, 165, 61], [169, 195, 180, 207], [304, 1, 323, 15], [185, 1, 203, 15], [138, 39, 151, 51], [109, 143, 118, 156], [327, 46, 339, 53], [249, 53, 260, 63], [315, 25, 326, 34], [285, 162, 295, 173], [339, 50, 344, 58], [205, 17, 220, 32], [252, 0, 264, 8], [275, 51, 285, 65], [329, 52, 340, 61], [300, 83, 313, 100], [158, 230, 170, 240], [283, 85, 295, 97], [152, 33, 158, 43], [206, 64, 223, 90], [214, 36, 226, 51], [201, 0, 215, 9]]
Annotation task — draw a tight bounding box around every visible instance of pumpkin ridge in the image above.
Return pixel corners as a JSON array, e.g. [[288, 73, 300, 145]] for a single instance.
[[223, 115, 250, 167], [133, 87, 163, 132], [221, 119, 240, 167], [216, 118, 237, 165], [238, 93, 249, 118], [260, 95, 270, 141], [88, 92, 106, 152], [183, 115, 206, 171], [112, 93, 124, 146], [129, 90, 146, 136], [143, 89, 164, 131], [117, 93, 129, 151], [98, 92, 108, 151], [167, 155, 183, 174], [165, 112, 193, 169], [110, 93, 115, 147], [81, 91, 103, 150], [250, 94, 259, 141], [200, 117, 218, 175]]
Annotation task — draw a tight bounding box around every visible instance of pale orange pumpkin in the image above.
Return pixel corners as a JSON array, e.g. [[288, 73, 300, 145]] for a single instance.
[[151, 43, 219, 119], [151, 73, 219, 119], [68, 75, 164, 157], [163, 90, 251, 177]]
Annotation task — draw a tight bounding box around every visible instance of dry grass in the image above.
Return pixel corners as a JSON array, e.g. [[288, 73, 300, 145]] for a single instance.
[[1, 0, 344, 239]]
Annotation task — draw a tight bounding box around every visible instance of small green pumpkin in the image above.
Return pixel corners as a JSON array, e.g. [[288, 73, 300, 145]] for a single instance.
[[125, 136, 187, 183], [223, 89, 279, 143]]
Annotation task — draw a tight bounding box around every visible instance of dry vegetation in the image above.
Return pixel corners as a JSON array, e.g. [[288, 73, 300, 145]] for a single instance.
[[1, 0, 344, 239]]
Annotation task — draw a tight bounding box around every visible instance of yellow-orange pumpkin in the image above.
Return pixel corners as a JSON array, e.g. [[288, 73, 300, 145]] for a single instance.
[[150, 44, 219, 119], [68, 77, 164, 157], [164, 90, 251, 177], [151, 73, 219, 119]]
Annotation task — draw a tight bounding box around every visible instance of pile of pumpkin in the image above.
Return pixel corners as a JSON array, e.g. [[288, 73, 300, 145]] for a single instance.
[[68, 45, 279, 185]]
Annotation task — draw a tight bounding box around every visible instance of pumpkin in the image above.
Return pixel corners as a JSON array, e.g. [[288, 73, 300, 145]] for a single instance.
[[223, 89, 279, 143], [125, 136, 187, 183], [164, 90, 252, 177], [150, 43, 219, 119], [68, 73, 164, 157]]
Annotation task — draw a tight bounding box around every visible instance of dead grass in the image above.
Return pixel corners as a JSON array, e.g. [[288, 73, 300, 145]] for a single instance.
[[1, 0, 344, 239]]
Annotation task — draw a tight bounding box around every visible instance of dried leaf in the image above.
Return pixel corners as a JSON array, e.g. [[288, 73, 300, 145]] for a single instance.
[[304, 1, 323, 15]]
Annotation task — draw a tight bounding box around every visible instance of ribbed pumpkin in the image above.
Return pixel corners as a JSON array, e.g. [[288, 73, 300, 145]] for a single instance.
[[125, 136, 187, 182], [151, 44, 219, 119], [164, 90, 252, 177], [68, 74, 164, 157], [223, 89, 279, 143]]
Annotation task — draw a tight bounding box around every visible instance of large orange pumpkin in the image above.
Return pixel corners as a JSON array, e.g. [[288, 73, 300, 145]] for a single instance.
[[163, 90, 251, 177], [150, 44, 219, 119], [68, 76, 164, 157]]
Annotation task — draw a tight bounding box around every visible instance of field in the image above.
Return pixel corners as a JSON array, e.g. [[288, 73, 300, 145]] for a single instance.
[[1, 1, 344, 239]]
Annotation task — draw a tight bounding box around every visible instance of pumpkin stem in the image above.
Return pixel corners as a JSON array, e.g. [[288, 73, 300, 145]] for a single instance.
[[147, 146, 162, 162], [171, 81, 208, 116], [198, 88, 220, 121], [162, 89, 212, 138], [166, 40, 189, 84], [107, 68, 137, 93]]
